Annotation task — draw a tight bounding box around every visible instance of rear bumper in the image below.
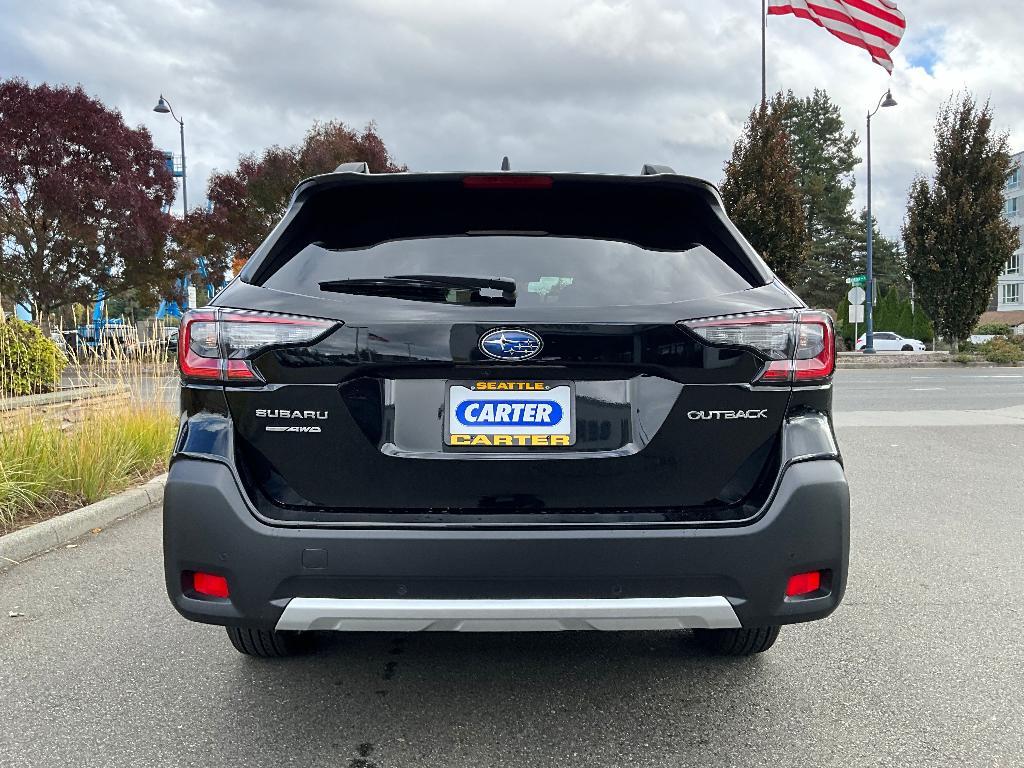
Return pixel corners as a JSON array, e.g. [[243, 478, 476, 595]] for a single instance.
[[163, 458, 849, 631]]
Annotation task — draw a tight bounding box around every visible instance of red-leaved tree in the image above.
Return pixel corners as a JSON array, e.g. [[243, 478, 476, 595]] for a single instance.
[[0, 79, 177, 323], [176, 120, 404, 283]]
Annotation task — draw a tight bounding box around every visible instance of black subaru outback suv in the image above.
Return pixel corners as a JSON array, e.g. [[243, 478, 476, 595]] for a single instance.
[[164, 164, 849, 657]]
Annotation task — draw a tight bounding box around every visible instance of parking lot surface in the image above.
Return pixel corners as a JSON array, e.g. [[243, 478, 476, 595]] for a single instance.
[[2, 368, 1022, 767]]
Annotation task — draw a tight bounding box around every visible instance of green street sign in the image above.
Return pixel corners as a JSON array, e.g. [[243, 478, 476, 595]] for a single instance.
[[846, 275, 867, 287]]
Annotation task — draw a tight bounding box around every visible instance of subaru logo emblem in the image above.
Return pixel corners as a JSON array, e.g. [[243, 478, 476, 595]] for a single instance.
[[479, 328, 543, 362]]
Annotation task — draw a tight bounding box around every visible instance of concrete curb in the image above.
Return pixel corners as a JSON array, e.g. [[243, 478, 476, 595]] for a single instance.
[[0, 474, 167, 568], [0, 383, 128, 411]]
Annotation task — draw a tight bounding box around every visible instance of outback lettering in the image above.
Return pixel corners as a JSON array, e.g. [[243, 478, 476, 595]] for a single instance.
[[687, 409, 768, 420]]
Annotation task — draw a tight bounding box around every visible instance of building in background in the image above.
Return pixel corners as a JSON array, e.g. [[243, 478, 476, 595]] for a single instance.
[[995, 150, 1023, 312], [977, 151, 1024, 333]]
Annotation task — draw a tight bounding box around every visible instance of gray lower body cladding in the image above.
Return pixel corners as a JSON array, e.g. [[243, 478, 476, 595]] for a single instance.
[[163, 458, 849, 630]]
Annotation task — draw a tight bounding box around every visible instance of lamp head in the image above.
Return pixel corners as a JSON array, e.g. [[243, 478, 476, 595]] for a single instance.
[[881, 91, 897, 108], [153, 96, 171, 114]]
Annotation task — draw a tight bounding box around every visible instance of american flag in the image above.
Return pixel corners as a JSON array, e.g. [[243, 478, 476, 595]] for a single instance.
[[768, 0, 906, 74]]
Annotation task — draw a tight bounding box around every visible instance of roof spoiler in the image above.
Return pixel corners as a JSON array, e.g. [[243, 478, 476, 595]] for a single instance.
[[641, 164, 676, 175], [334, 161, 369, 173]]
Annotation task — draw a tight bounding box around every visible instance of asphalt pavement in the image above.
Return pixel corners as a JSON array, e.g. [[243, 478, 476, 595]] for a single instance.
[[834, 367, 1024, 411], [2, 367, 1022, 767]]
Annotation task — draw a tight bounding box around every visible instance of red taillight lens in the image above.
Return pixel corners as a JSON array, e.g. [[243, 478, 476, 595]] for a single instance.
[[193, 572, 230, 598], [785, 570, 823, 597], [681, 310, 835, 384], [178, 308, 338, 383], [462, 175, 554, 189], [792, 311, 836, 381]]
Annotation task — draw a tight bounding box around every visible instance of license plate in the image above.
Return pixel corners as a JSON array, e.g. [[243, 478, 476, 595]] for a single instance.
[[445, 381, 575, 448]]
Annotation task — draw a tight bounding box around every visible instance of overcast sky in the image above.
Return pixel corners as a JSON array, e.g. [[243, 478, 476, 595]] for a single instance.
[[2, 0, 1021, 239]]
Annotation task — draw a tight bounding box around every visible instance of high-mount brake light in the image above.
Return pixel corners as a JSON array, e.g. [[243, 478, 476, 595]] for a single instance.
[[178, 309, 337, 383], [681, 309, 835, 384], [463, 175, 554, 189]]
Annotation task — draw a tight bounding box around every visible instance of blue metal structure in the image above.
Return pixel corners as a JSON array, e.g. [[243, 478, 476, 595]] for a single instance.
[[162, 150, 185, 178], [77, 287, 128, 350], [155, 257, 219, 319]]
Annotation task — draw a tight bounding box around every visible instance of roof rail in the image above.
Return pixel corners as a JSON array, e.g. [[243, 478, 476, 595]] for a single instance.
[[640, 164, 676, 175], [335, 161, 369, 173]]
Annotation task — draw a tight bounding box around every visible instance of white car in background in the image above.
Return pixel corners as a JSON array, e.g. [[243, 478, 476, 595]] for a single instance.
[[855, 332, 927, 351]]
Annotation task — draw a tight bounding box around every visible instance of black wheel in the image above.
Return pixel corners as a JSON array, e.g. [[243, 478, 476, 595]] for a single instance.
[[693, 625, 780, 656], [225, 626, 312, 657], [901, 344, 913, 351]]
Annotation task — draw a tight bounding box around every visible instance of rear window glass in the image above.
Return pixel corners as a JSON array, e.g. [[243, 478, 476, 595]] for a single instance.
[[264, 236, 754, 308]]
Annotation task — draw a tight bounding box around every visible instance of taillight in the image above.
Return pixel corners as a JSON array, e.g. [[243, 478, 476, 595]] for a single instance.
[[178, 308, 338, 383], [681, 309, 835, 384]]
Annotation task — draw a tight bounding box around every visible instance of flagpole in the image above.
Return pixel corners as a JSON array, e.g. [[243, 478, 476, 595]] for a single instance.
[[761, 0, 766, 104]]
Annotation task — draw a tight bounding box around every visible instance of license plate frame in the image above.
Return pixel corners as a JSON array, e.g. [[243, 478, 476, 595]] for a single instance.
[[444, 380, 576, 449]]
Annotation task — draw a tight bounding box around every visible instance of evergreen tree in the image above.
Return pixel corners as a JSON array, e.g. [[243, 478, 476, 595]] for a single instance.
[[896, 303, 914, 337], [721, 93, 810, 284], [851, 209, 909, 297], [781, 90, 862, 308], [878, 287, 901, 332], [903, 94, 1019, 351], [911, 308, 934, 344]]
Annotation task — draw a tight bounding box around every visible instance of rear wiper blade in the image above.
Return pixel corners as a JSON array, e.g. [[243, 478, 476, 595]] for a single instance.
[[319, 275, 517, 306]]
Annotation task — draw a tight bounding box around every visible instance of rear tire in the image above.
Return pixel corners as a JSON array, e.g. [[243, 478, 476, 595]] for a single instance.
[[226, 626, 311, 657], [901, 344, 913, 351], [693, 625, 780, 656]]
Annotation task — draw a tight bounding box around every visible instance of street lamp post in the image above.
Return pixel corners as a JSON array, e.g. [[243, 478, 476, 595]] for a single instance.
[[153, 95, 187, 219], [863, 89, 897, 354]]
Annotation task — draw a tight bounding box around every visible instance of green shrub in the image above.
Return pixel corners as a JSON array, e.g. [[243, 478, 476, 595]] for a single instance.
[[951, 353, 976, 364], [975, 323, 1012, 336], [980, 337, 1024, 364], [1003, 334, 1024, 351], [0, 318, 67, 396]]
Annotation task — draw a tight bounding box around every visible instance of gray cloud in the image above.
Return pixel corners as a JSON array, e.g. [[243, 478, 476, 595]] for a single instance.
[[2, 0, 1021, 239]]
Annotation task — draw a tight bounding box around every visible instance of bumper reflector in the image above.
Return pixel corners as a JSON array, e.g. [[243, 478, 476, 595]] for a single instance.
[[193, 572, 230, 599], [785, 570, 822, 597]]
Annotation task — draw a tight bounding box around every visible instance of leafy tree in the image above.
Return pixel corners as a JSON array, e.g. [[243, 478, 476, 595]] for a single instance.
[[0, 79, 176, 326], [105, 288, 160, 321], [781, 90, 861, 308], [722, 94, 810, 284], [179, 120, 405, 279], [903, 94, 1019, 351]]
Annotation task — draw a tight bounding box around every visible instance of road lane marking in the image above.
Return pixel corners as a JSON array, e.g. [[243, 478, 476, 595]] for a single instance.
[[835, 404, 1024, 427], [909, 387, 945, 391]]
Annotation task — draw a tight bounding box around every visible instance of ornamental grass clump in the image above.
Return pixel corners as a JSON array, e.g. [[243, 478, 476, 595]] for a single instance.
[[0, 405, 176, 534]]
